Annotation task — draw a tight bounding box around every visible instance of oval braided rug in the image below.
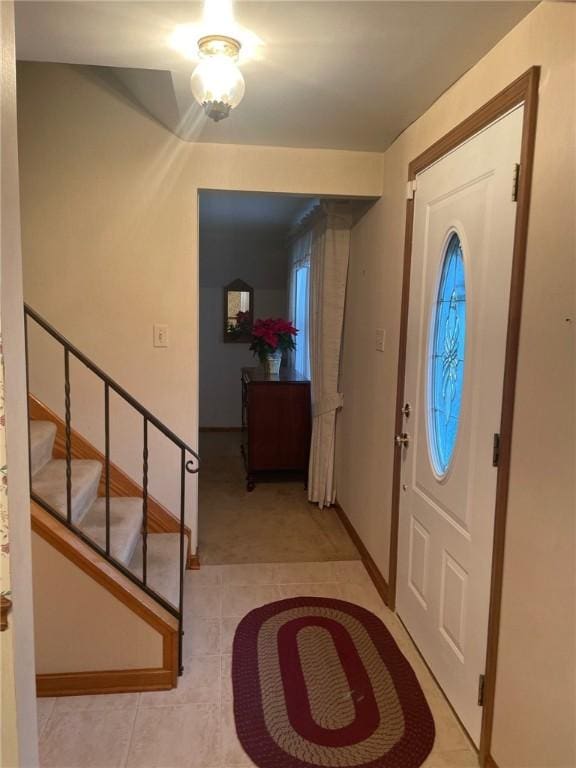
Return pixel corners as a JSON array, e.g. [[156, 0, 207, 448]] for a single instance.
[[232, 597, 435, 768]]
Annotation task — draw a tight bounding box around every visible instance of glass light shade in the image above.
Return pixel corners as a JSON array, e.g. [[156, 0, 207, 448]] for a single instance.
[[191, 56, 245, 120]]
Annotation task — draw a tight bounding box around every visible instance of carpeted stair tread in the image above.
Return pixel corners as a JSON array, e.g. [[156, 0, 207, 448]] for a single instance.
[[32, 458, 102, 524], [79, 497, 143, 565], [129, 533, 182, 608], [30, 420, 57, 478]]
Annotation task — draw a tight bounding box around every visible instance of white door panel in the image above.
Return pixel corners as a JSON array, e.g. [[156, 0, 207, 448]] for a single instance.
[[397, 107, 523, 744]]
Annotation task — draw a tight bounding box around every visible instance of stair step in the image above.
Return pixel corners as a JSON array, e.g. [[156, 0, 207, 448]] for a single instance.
[[32, 459, 102, 524], [29, 421, 57, 477], [79, 497, 143, 565], [129, 533, 183, 609]]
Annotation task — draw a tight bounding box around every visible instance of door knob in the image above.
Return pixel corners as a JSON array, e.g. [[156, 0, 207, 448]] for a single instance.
[[395, 432, 410, 447]]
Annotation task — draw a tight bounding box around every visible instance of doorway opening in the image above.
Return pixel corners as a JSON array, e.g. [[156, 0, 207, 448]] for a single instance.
[[197, 189, 358, 565]]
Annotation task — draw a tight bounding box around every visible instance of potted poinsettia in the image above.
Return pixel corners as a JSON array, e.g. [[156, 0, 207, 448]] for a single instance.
[[249, 318, 298, 376]]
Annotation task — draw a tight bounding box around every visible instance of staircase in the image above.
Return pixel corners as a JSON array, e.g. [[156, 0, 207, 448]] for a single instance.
[[30, 421, 183, 608], [25, 304, 200, 686]]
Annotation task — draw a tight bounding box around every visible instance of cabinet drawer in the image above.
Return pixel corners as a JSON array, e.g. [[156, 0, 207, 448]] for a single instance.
[[247, 385, 310, 470], [242, 368, 311, 476]]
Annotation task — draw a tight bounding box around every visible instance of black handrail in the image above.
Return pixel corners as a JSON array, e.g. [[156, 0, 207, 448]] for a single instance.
[[24, 304, 200, 472], [24, 303, 200, 675]]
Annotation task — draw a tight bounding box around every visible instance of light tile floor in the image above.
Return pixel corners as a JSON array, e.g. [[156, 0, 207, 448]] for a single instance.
[[38, 561, 479, 768]]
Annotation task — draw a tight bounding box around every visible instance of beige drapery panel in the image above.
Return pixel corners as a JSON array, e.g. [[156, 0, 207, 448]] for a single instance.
[[307, 207, 351, 508]]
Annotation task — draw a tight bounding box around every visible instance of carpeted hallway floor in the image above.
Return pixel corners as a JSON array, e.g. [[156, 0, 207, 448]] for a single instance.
[[198, 432, 359, 564]]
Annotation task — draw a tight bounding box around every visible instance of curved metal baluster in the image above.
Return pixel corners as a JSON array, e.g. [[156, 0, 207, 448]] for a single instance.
[[142, 418, 148, 586], [24, 312, 32, 483], [64, 349, 72, 524], [104, 383, 111, 555], [179, 448, 186, 675]]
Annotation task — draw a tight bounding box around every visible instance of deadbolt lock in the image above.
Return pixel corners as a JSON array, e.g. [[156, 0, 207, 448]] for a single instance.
[[395, 432, 410, 447], [401, 403, 411, 418]]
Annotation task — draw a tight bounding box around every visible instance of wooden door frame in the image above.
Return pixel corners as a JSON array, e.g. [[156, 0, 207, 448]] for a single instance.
[[387, 67, 540, 766]]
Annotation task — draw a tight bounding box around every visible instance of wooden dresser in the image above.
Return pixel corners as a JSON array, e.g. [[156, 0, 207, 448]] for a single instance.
[[241, 367, 311, 491]]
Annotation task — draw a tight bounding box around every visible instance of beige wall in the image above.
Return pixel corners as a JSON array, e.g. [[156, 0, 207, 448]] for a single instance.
[[200, 230, 288, 428], [336, 3, 576, 766], [16, 4, 576, 762], [32, 534, 163, 673], [1, 4, 39, 766], [17, 62, 383, 553]]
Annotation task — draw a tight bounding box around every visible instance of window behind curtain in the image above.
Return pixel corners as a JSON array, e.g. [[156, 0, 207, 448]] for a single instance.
[[294, 265, 310, 378], [288, 226, 313, 378]]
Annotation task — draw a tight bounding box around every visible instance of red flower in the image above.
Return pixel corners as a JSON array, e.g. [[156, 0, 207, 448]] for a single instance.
[[249, 317, 298, 362]]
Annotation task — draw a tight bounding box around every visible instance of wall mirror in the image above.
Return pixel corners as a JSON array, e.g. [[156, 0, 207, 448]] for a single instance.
[[224, 279, 254, 342]]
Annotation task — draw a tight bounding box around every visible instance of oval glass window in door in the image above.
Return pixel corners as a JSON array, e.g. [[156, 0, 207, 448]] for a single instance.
[[428, 232, 466, 477]]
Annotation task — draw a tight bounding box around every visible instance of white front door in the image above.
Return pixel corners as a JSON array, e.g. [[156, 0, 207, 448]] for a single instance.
[[396, 106, 524, 744]]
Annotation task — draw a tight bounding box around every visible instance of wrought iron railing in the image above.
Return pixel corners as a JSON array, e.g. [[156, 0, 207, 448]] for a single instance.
[[24, 304, 200, 673]]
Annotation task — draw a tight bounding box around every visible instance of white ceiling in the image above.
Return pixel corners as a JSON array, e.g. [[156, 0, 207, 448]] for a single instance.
[[200, 190, 317, 237], [15, 1, 536, 152]]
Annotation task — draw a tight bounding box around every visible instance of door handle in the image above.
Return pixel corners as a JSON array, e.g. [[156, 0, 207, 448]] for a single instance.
[[401, 403, 411, 418], [395, 432, 410, 447]]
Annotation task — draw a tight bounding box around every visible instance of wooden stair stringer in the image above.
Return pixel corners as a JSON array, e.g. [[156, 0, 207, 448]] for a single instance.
[[32, 500, 179, 696], [28, 394, 197, 568]]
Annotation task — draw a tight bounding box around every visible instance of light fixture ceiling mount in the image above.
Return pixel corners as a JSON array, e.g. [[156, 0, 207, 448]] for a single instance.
[[191, 34, 245, 122], [198, 34, 241, 59]]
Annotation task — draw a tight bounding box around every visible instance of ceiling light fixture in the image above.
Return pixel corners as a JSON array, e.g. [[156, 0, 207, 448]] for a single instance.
[[190, 34, 245, 122]]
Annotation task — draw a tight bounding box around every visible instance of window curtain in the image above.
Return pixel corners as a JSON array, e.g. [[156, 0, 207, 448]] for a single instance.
[[307, 208, 351, 508], [287, 228, 313, 373]]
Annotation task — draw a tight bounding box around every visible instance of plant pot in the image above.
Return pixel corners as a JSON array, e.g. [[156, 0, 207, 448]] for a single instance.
[[263, 349, 282, 377]]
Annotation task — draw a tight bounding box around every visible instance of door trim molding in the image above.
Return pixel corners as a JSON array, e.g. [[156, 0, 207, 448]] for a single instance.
[[388, 66, 540, 766]]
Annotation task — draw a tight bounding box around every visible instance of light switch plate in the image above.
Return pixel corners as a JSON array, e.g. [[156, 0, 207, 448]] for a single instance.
[[376, 328, 386, 352], [153, 324, 169, 348]]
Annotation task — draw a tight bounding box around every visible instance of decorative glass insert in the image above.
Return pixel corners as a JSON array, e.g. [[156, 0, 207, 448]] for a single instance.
[[428, 232, 466, 476]]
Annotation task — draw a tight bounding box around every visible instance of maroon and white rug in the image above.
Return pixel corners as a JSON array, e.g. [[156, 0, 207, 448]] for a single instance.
[[232, 597, 435, 768]]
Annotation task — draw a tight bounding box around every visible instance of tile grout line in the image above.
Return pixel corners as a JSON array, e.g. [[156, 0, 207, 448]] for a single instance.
[[120, 702, 139, 768], [219, 579, 226, 766], [37, 698, 56, 744], [218, 608, 224, 768]]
